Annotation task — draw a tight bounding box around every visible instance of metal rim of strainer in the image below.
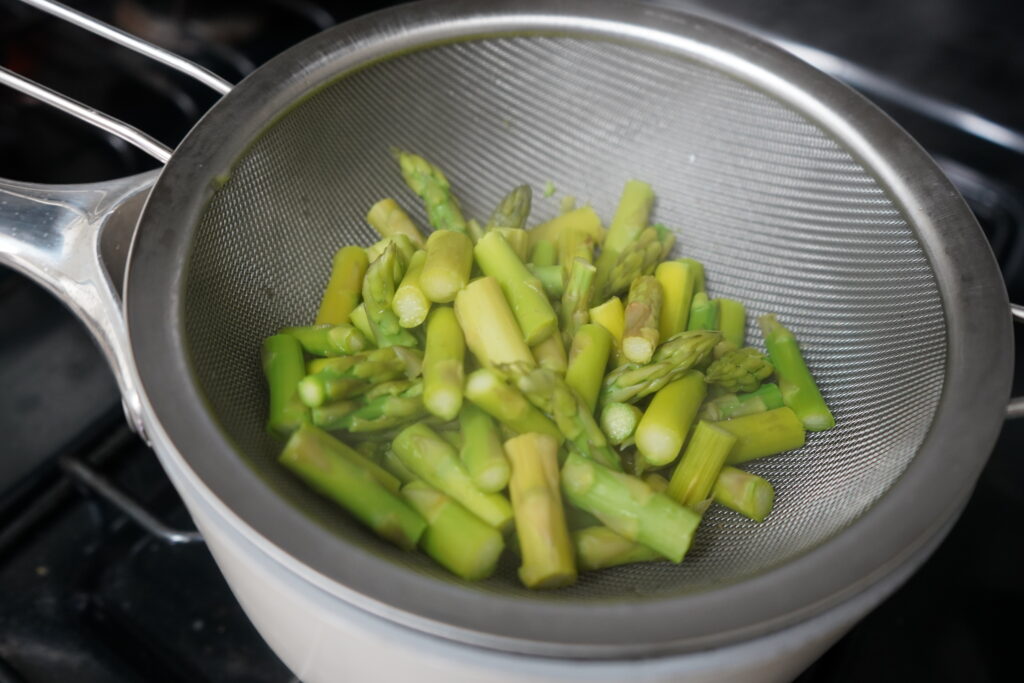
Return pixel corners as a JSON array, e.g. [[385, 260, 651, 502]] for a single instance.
[[122, 0, 1011, 659]]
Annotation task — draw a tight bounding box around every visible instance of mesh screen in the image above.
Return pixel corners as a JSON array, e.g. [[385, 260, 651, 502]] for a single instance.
[[183, 36, 946, 600]]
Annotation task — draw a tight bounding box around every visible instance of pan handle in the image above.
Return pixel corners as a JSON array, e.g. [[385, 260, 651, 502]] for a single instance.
[[0, 173, 159, 436], [1006, 305, 1024, 419]]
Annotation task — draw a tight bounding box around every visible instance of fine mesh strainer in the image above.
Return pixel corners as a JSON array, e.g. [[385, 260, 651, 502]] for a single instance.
[[0, 0, 1015, 666]]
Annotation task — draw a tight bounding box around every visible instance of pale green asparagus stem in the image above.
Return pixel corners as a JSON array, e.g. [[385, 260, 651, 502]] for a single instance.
[[758, 314, 835, 431], [459, 403, 510, 493], [348, 303, 374, 341], [686, 292, 719, 331], [698, 383, 784, 421], [280, 423, 424, 549], [401, 481, 505, 580], [621, 275, 663, 364], [530, 239, 557, 267], [527, 264, 565, 298], [454, 276, 536, 372], [506, 433, 576, 588], [564, 324, 612, 413], [666, 421, 737, 508], [634, 370, 707, 467], [600, 402, 642, 446], [717, 299, 746, 347], [397, 151, 467, 233], [560, 452, 700, 563], [656, 260, 696, 340], [420, 229, 474, 303], [422, 307, 465, 421], [262, 334, 309, 436], [713, 466, 775, 522], [316, 245, 369, 325], [485, 184, 532, 229], [392, 250, 431, 328], [715, 407, 807, 464], [560, 258, 596, 344], [392, 423, 514, 531], [474, 231, 559, 345], [531, 333, 569, 375], [366, 198, 426, 248], [573, 526, 662, 571], [464, 368, 562, 439]]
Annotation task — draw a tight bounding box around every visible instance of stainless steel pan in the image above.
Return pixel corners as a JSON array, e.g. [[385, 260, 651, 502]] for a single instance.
[[0, 0, 1017, 675]]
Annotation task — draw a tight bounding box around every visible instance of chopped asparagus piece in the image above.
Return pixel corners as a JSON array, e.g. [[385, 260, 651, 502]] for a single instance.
[[531, 332, 569, 375], [717, 298, 746, 347], [363, 243, 418, 348], [558, 226, 595, 282], [315, 245, 369, 326], [686, 292, 719, 331], [506, 433, 576, 588], [493, 227, 531, 262], [341, 382, 426, 433], [666, 421, 737, 507], [573, 526, 662, 571], [348, 303, 374, 341], [421, 229, 473, 304], [601, 225, 675, 300], [530, 238, 557, 267], [262, 334, 309, 436], [594, 179, 654, 296], [366, 198, 425, 248], [565, 323, 612, 413], [643, 472, 669, 493], [474, 231, 559, 345], [758, 314, 835, 431], [392, 423, 513, 531], [622, 275, 663, 364], [486, 184, 532, 229], [310, 400, 358, 430], [464, 368, 561, 439], [527, 264, 565, 298], [459, 403, 510, 493], [397, 151, 467, 234], [528, 206, 605, 251], [656, 260, 696, 340], [280, 324, 366, 357], [601, 330, 721, 405], [560, 258, 597, 343], [705, 347, 774, 394], [713, 466, 775, 522], [401, 481, 505, 580], [699, 383, 784, 421], [391, 250, 431, 328], [677, 257, 706, 293], [600, 402, 642, 446], [455, 276, 536, 372], [280, 424, 424, 549], [635, 370, 707, 467], [560, 452, 700, 563], [422, 307, 465, 421], [715, 407, 807, 464]]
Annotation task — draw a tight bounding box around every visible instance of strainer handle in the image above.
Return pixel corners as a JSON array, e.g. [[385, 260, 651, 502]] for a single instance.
[[0, 172, 158, 436], [1007, 305, 1024, 418]]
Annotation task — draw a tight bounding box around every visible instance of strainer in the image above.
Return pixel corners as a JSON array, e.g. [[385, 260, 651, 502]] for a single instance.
[[0, 0, 1016, 677]]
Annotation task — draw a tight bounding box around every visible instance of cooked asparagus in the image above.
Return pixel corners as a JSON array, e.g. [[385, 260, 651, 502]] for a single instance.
[[635, 370, 707, 467], [713, 466, 775, 522], [601, 330, 721, 405], [422, 307, 465, 421], [262, 334, 309, 436], [316, 245, 369, 325], [397, 151, 467, 234], [366, 198, 426, 248], [758, 314, 835, 431]]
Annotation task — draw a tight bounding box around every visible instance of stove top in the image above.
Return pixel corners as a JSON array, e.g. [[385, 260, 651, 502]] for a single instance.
[[1, 1, 1021, 681]]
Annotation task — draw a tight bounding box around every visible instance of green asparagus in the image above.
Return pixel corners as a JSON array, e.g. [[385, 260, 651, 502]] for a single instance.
[[600, 402, 642, 446], [486, 185, 532, 229], [262, 334, 309, 436], [506, 433, 577, 588], [601, 330, 721, 405], [527, 264, 565, 298], [715, 407, 807, 464], [655, 260, 696, 340], [560, 452, 700, 563], [531, 333, 569, 376], [392, 423, 513, 531], [717, 299, 746, 347], [464, 368, 561, 439], [686, 292, 719, 331], [362, 243, 418, 348], [391, 250, 431, 328], [280, 324, 369, 357], [316, 245, 369, 326], [530, 238, 557, 267], [573, 526, 662, 571], [666, 421, 736, 508], [713, 466, 775, 522], [600, 225, 675, 299], [366, 198, 426, 248], [458, 403, 510, 493], [705, 347, 774, 393], [401, 481, 505, 580], [560, 258, 596, 344], [564, 323, 612, 413], [758, 314, 835, 431], [397, 151, 467, 234], [280, 423, 425, 549], [621, 275, 663, 364], [420, 229, 473, 304], [698, 383, 784, 421], [422, 307, 465, 421], [635, 370, 707, 467], [454, 276, 536, 372]]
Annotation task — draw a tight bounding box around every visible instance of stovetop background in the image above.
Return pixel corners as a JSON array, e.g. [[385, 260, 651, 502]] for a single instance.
[[1, 1, 1021, 681]]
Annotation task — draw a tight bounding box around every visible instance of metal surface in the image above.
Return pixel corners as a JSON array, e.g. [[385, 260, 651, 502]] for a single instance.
[[0, 172, 157, 435], [0, 0, 1013, 664], [60, 455, 203, 545], [118, 0, 1010, 657], [18, 0, 234, 96], [0, 67, 173, 163]]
